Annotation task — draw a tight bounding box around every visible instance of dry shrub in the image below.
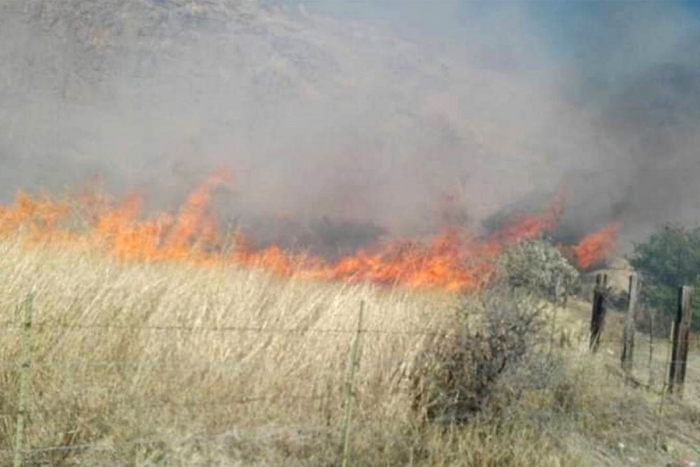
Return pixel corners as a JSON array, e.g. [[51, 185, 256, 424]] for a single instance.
[[411, 289, 547, 425]]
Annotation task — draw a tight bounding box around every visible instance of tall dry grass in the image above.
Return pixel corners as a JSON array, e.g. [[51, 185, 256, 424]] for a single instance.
[[0, 238, 461, 465], [0, 238, 698, 466]]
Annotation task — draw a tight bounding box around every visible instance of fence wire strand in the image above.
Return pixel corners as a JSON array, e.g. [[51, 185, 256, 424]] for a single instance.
[[22, 320, 445, 336], [0, 394, 329, 421]]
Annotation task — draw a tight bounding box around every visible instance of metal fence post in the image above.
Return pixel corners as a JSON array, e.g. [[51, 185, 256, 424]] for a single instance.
[[14, 293, 34, 467], [341, 301, 364, 467]]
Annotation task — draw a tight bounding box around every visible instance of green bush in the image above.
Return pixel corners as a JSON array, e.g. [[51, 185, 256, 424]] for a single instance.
[[629, 224, 700, 328], [494, 239, 580, 300]]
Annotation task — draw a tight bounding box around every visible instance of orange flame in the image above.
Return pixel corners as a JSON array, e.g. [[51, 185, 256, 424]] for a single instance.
[[306, 229, 491, 291], [572, 221, 622, 270], [231, 188, 566, 291], [489, 189, 565, 245], [0, 171, 616, 292]]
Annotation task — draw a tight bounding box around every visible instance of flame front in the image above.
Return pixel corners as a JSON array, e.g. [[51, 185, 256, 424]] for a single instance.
[[572, 221, 622, 270], [0, 171, 619, 291], [233, 192, 566, 291]]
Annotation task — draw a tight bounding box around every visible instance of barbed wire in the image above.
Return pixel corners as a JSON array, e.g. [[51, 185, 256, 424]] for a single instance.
[[0, 354, 411, 375], [5, 351, 694, 372], [0, 281, 696, 466], [0, 394, 329, 419], [0, 319, 447, 336]]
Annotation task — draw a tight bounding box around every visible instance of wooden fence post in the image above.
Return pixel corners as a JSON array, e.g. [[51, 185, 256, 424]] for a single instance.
[[549, 274, 563, 357], [668, 286, 693, 397], [14, 293, 34, 467], [648, 310, 655, 388], [621, 274, 639, 375], [590, 273, 608, 352], [341, 301, 364, 467]]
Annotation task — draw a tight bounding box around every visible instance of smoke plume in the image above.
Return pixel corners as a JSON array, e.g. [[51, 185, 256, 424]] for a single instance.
[[1, 0, 699, 254]]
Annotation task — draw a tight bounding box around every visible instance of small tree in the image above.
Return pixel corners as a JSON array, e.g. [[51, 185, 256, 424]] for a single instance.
[[630, 224, 700, 328]]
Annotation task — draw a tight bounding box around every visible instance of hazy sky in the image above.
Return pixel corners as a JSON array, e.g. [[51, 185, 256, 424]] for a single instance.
[[269, 0, 700, 98]]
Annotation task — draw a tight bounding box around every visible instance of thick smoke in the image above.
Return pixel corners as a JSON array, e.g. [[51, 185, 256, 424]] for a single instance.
[[545, 2, 700, 248], [1, 0, 699, 254]]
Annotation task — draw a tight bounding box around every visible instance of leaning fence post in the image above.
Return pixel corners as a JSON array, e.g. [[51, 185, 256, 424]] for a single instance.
[[621, 273, 639, 375], [669, 286, 693, 397], [341, 301, 364, 467], [14, 293, 34, 467], [590, 273, 608, 352]]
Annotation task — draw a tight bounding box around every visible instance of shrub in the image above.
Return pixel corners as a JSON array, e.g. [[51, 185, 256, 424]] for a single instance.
[[494, 238, 580, 300], [411, 288, 546, 425], [629, 224, 700, 328]]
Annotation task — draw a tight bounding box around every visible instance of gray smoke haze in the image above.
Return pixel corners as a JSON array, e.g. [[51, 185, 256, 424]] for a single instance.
[[1, 0, 699, 253]]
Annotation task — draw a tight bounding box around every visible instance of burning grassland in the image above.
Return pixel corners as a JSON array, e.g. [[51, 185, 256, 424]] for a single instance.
[[0, 233, 697, 466], [1, 2, 699, 465], [0, 170, 621, 292]]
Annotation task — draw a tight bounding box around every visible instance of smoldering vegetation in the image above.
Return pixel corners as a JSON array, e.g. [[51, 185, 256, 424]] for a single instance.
[[1, 0, 700, 253]]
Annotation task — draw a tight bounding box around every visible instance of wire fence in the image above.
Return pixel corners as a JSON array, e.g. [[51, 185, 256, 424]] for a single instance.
[[0, 282, 697, 467], [0, 319, 448, 335], [0, 296, 411, 466]]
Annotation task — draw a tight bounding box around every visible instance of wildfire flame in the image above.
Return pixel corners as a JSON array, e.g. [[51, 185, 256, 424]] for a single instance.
[[0, 171, 620, 291], [572, 221, 622, 270]]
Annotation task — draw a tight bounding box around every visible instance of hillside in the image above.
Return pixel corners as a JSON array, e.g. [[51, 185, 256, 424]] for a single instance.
[[0, 0, 610, 242]]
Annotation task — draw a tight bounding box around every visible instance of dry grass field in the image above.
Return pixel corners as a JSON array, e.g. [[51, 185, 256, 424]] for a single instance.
[[0, 237, 698, 466]]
